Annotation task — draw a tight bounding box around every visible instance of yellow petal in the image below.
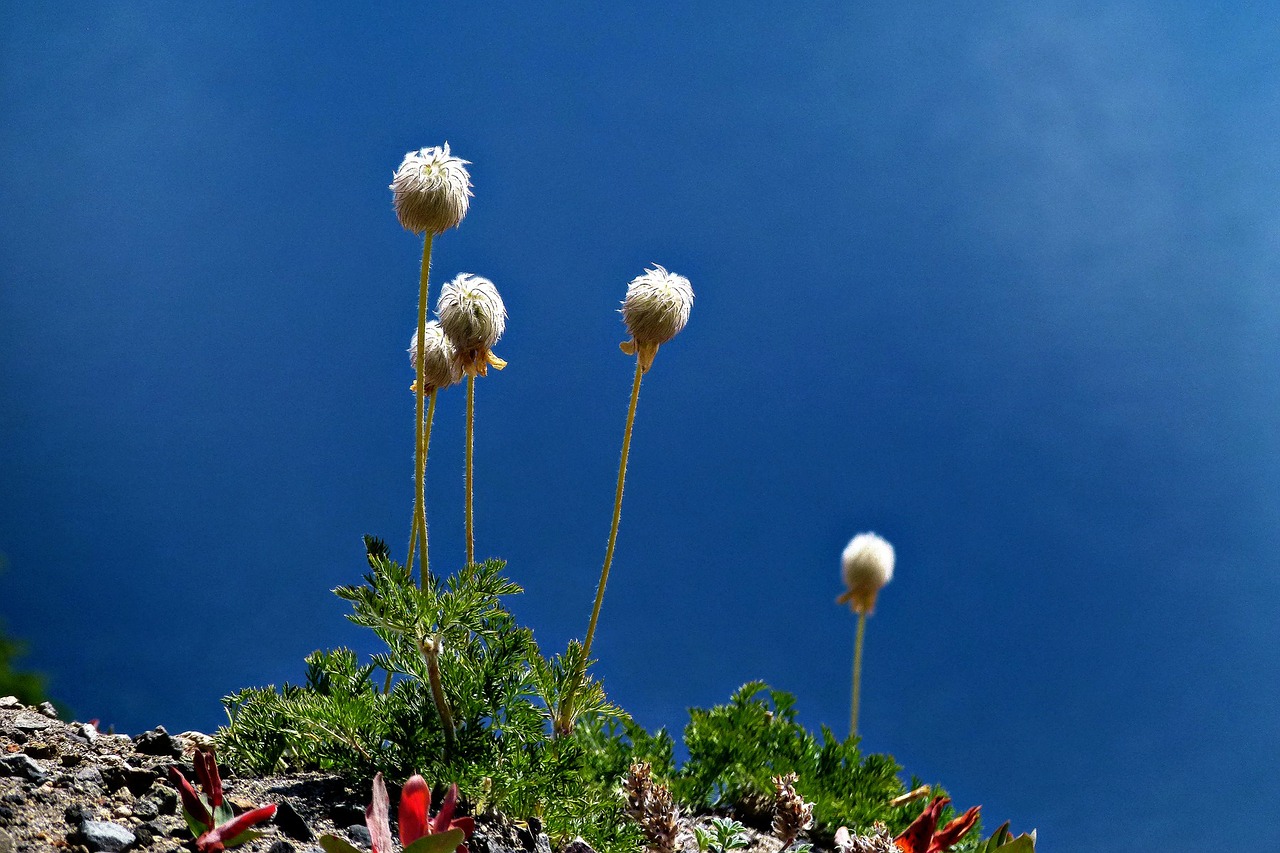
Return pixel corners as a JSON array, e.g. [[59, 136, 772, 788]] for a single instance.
[[619, 340, 636, 355], [486, 350, 507, 371]]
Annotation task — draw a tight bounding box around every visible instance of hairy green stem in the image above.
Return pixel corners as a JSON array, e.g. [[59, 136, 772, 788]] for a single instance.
[[421, 636, 457, 759], [408, 234, 434, 580], [851, 611, 867, 738], [558, 359, 644, 735], [465, 372, 476, 565]]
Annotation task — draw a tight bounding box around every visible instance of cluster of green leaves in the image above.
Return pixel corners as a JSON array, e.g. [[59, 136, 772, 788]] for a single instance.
[[577, 683, 974, 847], [218, 539, 975, 853], [218, 537, 640, 853]]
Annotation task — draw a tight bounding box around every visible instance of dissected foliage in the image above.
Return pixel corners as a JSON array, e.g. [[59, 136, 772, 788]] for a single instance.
[[219, 539, 979, 853]]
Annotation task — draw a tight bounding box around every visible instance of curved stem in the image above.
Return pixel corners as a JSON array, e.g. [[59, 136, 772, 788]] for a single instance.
[[421, 636, 457, 761], [851, 611, 867, 738], [465, 372, 476, 565], [558, 359, 643, 735], [409, 234, 434, 579]]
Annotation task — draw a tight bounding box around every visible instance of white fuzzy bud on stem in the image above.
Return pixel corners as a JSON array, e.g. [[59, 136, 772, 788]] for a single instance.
[[619, 264, 694, 373], [437, 273, 508, 377], [390, 143, 473, 235], [838, 532, 895, 615], [409, 321, 462, 393]]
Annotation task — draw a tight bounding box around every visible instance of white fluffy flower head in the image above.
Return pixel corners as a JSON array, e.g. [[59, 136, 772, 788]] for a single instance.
[[436, 273, 507, 376], [838, 532, 895, 615], [389, 143, 473, 235], [619, 264, 693, 373], [408, 321, 462, 393]]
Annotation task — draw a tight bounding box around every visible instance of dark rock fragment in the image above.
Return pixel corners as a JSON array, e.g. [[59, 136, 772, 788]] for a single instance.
[[274, 798, 314, 841], [330, 802, 365, 828], [132, 726, 180, 758], [0, 753, 49, 782], [267, 842, 297, 853], [134, 796, 160, 821], [347, 824, 372, 848], [66, 802, 95, 825]]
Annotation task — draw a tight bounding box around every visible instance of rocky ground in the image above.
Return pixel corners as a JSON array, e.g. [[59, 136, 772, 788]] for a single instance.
[[0, 697, 793, 853]]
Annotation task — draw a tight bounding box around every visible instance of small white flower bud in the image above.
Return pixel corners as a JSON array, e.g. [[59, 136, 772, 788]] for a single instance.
[[437, 273, 507, 376], [389, 143, 473, 235], [838, 532, 895, 615], [408, 321, 462, 393], [619, 264, 693, 373]]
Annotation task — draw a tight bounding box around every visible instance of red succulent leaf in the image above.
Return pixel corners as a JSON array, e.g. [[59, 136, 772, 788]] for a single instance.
[[895, 796, 946, 853], [400, 774, 430, 845], [431, 783, 459, 834], [928, 805, 981, 853], [366, 772, 394, 853], [195, 803, 277, 852], [195, 749, 224, 809], [170, 766, 214, 830]]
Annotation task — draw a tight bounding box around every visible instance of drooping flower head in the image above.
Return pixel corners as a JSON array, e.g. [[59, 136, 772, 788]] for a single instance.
[[437, 273, 507, 377], [619, 264, 694, 373], [390, 143, 473, 235], [409, 321, 462, 394], [837, 532, 895, 615]]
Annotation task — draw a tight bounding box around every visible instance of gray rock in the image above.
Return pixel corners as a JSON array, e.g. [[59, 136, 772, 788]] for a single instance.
[[0, 697, 20, 710], [0, 827, 13, 853], [561, 839, 597, 853], [267, 842, 297, 853], [80, 820, 136, 852], [76, 765, 104, 785], [37, 701, 59, 719], [0, 753, 49, 783], [69, 722, 100, 744], [347, 824, 372, 848], [12, 712, 52, 731], [134, 796, 161, 820]]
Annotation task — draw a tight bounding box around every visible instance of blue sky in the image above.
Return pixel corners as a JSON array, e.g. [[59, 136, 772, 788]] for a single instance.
[[3, 3, 1279, 850]]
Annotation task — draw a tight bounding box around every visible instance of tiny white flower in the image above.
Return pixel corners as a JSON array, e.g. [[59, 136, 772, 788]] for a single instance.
[[408, 321, 462, 393], [838, 532, 895, 615], [437, 273, 507, 376], [389, 143, 473, 235], [619, 264, 693, 373]]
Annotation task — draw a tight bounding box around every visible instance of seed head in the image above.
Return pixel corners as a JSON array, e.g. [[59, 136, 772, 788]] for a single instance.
[[771, 772, 814, 847], [390, 143, 473, 235], [838, 532, 895, 615], [409, 321, 462, 393], [619, 264, 694, 373], [437, 273, 507, 376]]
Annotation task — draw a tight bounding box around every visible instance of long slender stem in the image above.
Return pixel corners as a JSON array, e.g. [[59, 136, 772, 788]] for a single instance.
[[851, 611, 867, 738], [465, 372, 476, 565], [419, 391, 437, 587], [558, 359, 644, 735], [409, 234, 434, 578]]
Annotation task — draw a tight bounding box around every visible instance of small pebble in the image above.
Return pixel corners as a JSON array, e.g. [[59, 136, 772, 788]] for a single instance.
[[79, 820, 136, 852], [347, 824, 372, 848]]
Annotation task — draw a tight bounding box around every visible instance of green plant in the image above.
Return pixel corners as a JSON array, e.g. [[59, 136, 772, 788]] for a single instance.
[[218, 537, 636, 853], [169, 747, 277, 851], [692, 820, 750, 853], [972, 821, 1037, 853], [670, 682, 964, 841]]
